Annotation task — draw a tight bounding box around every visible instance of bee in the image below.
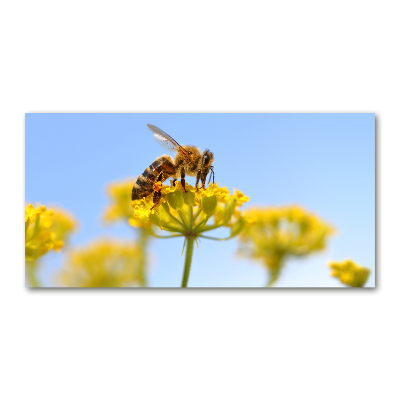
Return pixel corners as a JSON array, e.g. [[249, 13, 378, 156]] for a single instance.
[[131, 124, 215, 209]]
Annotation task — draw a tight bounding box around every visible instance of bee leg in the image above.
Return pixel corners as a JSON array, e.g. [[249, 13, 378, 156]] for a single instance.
[[195, 170, 201, 191], [151, 191, 162, 210], [151, 173, 163, 210], [180, 167, 187, 193], [201, 174, 206, 189], [172, 179, 177, 187]]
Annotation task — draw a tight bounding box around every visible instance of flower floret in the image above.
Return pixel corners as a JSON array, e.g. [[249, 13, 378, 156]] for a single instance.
[[130, 181, 249, 237]]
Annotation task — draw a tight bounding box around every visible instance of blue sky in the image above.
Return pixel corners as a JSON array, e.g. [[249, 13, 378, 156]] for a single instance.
[[25, 113, 375, 287]]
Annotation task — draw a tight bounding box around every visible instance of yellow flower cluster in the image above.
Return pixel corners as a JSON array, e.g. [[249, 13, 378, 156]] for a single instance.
[[238, 205, 335, 285], [130, 181, 249, 237], [57, 239, 145, 287], [25, 204, 76, 262], [130, 181, 249, 287], [328, 260, 370, 287]]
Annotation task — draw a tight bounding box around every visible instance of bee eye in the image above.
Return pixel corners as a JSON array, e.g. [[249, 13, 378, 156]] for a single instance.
[[204, 154, 210, 164]]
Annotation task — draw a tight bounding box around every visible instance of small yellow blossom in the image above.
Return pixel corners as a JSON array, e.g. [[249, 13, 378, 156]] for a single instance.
[[328, 260, 370, 287], [25, 204, 39, 222], [25, 204, 76, 262], [238, 205, 335, 286], [232, 190, 250, 206], [57, 239, 146, 287]]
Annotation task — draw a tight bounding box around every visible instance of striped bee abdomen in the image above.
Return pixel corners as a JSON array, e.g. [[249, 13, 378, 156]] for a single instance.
[[131, 156, 175, 201]]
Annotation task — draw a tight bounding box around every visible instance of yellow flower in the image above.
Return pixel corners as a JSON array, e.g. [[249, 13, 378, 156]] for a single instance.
[[57, 239, 146, 287], [232, 189, 250, 206], [238, 205, 335, 286], [25, 204, 39, 222], [103, 178, 135, 221], [328, 260, 370, 287], [130, 181, 249, 239], [25, 204, 77, 262], [130, 180, 249, 287], [103, 177, 154, 230]]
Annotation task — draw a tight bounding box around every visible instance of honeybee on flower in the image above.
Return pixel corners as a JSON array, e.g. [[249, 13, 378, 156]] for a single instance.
[[131, 124, 215, 209]]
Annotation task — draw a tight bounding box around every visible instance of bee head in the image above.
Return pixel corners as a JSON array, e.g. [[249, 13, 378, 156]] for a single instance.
[[201, 149, 215, 184], [202, 149, 214, 168]]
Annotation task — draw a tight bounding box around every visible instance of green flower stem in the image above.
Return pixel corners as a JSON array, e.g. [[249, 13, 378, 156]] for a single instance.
[[199, 234, 232, 241], [193, 215, 213, 232], [26, 262, 40, 287], [178, 210, 189, 229], [189, 206, 193, 228], [163, 206, 185, 227], [196, 223, 224, 233], [158, 223, 185, 233], [266, 259, 283, 287], [192, 206, 203, 222], [150, 232, 184, 239], [181, 236, 195, 288], [138, 228, 149, 286]]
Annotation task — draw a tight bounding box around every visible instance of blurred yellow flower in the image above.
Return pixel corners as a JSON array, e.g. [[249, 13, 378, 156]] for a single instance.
[[103, 177, 153, 230], [238, 205, 335, 286], [25, 203, 76, 287], [25, 204, 76, 262], [328, 259, 370, 287], [103, 178, 137, 222], [57, 239, 145, 287]]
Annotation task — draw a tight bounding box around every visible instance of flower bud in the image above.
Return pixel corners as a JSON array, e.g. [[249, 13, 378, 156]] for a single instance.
[[167, 190, 184, 211], [230, 218, 245, 238], [202, 195, 218, 215], [149, 210, 162, 227], [161, 202, 170, 213], [183, 190, 195, 206], [224, 198, 237, 223]]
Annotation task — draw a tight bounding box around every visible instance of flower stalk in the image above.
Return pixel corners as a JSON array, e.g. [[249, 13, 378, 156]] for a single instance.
[[137, 228, 149, 287], [26, 261, 40, 287], [181, 236, 195, 287]]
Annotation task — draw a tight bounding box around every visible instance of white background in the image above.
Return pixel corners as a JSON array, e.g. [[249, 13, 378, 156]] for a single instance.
[[1, 1, 397, 399]]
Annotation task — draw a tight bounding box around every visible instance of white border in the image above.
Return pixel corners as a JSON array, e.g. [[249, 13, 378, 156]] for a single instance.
[[2, 1, 395, 399]]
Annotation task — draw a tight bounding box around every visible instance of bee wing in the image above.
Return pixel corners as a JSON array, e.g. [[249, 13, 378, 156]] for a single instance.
[[147, 124, 188, 155]]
